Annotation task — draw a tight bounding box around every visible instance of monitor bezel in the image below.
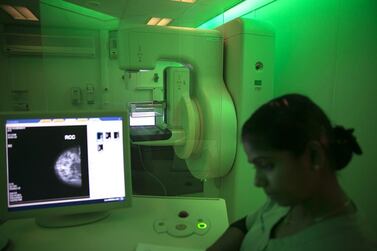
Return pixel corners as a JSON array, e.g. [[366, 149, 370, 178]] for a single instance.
[[0, 110, 132, 221]]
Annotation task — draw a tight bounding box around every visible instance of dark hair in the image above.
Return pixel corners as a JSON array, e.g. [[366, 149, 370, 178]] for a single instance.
[[241, 94, 362, 170]]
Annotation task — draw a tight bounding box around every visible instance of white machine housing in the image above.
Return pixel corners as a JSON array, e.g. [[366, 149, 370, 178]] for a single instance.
[[118, 25, 237, 179]]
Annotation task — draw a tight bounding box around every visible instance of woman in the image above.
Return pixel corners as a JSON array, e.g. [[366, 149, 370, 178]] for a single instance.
[[207, 94, 376, 251]]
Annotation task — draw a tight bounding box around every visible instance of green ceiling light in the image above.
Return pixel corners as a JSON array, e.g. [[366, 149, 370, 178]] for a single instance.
[[197, 0, 276, 29], [41, 0, 116, 22]]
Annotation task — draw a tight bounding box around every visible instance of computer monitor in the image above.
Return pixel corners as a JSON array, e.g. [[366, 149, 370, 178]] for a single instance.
[[0, 110, 132, 228]]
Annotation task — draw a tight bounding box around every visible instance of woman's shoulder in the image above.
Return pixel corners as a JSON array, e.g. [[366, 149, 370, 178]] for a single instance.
[[245, 200, 289, 230], [302, 204, 377, 250]]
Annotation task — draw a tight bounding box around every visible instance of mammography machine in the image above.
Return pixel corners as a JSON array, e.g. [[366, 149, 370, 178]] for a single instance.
[[119, 17, 274, 220], [119, 17, 273, 181], [119, 24, 237, 180]]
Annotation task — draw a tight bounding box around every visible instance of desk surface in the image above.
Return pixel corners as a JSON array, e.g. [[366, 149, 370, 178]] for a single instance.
[[0, 196, 228, 251]]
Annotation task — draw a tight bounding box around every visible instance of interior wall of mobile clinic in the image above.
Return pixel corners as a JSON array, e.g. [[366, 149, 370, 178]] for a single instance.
[[0, 0, 376, 232], [242, 0, 377, 231]]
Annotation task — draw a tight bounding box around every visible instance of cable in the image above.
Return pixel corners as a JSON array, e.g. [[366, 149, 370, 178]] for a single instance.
[[137, 145, 168, 196]]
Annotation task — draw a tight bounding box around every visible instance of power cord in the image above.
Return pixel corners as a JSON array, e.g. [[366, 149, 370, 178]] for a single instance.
[[137, 145, 168, 196]]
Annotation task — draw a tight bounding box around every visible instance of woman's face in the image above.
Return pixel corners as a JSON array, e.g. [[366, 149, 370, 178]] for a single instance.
[[243, 141, 319, 207]]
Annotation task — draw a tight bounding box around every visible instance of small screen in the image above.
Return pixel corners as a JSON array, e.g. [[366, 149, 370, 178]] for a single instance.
[[129, 111, 156, 127], [5, 116, 126, 212]]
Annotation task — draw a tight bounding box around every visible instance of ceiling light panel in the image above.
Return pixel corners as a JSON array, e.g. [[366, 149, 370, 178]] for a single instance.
[[1, 5, 26, 20], [147, 17, 161, 25], [147, 17, 173, 26], [157, 18, 172, 26], [15, 6, 39, 21]]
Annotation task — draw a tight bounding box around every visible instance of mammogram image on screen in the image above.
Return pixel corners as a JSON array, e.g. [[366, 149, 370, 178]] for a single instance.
[[7, 125, 90, 205], [54, 146, 82, 188]]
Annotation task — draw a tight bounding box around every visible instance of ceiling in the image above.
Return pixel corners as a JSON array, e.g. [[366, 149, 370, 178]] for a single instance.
[[0, 0, 244, 29]]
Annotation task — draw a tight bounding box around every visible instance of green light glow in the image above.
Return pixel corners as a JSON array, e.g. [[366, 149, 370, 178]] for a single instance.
[[197, 222, 207, 230], [197, 0, 276, 29], [41, 0, 116, 21]]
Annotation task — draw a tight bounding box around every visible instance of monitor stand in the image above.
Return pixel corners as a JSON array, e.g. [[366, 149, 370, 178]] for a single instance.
[[35, 211, 110, 228]]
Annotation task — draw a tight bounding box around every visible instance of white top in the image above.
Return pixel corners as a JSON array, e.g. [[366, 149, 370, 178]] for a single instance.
[[240, 201, 377, 251]]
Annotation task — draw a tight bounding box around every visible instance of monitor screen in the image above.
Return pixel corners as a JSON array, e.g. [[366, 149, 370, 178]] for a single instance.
[[0, 110, 132, 227]]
